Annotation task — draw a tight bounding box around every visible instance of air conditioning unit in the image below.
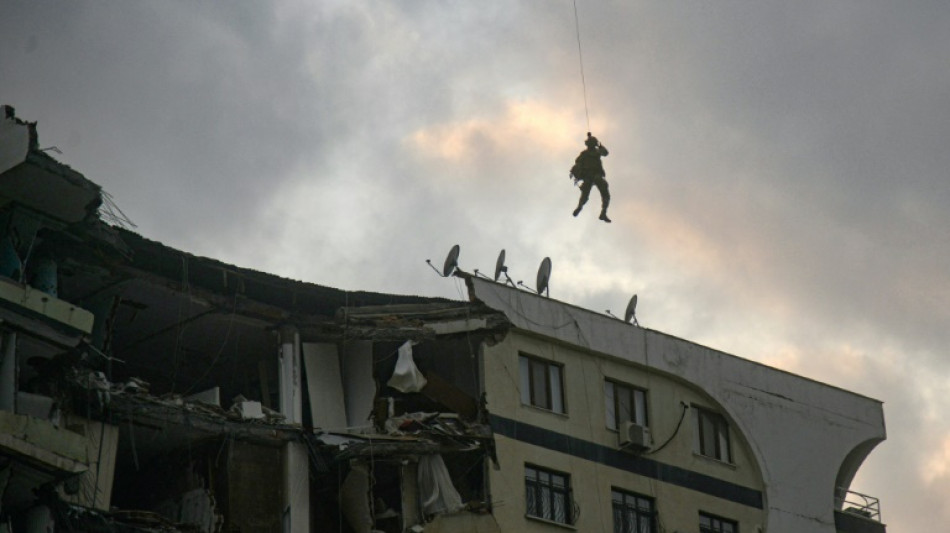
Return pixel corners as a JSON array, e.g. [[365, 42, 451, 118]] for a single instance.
[[619, 421, 650, 451]]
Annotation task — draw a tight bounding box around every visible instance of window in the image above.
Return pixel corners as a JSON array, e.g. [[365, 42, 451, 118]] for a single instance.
[[525, 465, 573, 524], [693, 406, 732, 462], [605, 380, 648, 431], [611, 488, 656, 533], [699, 512, 738, 533], [519, 354, 564, 413]]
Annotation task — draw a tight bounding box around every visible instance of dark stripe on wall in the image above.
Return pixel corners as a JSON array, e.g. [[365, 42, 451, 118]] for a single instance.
[[490, 414, 764, 509]]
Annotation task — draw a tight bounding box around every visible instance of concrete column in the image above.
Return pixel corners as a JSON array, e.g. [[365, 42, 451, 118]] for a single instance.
[[400, 461, 421, 530], [277, 326, 302, 424], [0, 331, 16, 412], [277, 326, 309, 532], [282, 440, 310, 533]]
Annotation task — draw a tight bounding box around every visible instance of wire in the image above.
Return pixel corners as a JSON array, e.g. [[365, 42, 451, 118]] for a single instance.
[[645, 402, 689, 456], [128, 413, 140, 471], [575, 345, 607, 532], [99, 189, 137, 229], [573, 0, 591, 132], [170, 256, 192, 392]]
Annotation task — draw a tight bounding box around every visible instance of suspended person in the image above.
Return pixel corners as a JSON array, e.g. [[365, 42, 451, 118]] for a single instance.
[[569, 132, 611, 222]]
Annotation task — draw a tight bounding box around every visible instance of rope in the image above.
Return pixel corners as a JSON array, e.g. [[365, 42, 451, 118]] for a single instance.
[[573, 0, 591, 132]]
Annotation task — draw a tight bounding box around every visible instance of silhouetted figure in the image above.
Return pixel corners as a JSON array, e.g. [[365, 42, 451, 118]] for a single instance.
[[570, 132, 610, 223]]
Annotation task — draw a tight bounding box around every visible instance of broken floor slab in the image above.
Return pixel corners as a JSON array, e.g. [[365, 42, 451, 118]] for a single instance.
[[0, 409, 89, 472]]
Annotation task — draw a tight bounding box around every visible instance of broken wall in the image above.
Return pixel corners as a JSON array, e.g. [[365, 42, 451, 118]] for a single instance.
[[215, 440, 283, 533], [57, 415, 119, 511]]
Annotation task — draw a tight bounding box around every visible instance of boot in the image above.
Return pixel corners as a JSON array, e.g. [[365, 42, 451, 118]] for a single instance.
[[573, 206, 582, 217], [599, 209, 611, 223]]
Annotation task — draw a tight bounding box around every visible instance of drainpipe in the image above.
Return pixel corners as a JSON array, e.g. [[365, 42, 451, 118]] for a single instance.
[[0, 331, 16, 412], [278, 326, 310, 533]]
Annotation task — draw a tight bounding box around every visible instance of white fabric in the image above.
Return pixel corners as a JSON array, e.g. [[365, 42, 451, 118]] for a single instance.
[[341, 463, 374, 533], [387, 341, 427, 393], [417, 454, 463, 516], [179, 489, 216, 533]]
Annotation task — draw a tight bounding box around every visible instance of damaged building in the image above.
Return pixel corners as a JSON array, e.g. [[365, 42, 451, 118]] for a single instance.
[[0, 106, 885, 533]]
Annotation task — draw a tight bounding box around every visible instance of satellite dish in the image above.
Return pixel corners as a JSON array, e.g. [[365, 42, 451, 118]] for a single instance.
[[536, 257, 552, 296], [427, 244, 462, 277], [442, 244, 461, 277], [494, 249, 507, 281], [624, 294, 639, 325]]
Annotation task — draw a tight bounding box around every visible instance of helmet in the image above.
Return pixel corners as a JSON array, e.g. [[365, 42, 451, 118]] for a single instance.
[[585, 132, 599, 148]]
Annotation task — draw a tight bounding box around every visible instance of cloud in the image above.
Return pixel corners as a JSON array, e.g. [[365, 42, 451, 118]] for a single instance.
[[923, 433, 950, 485], [408, 100, 577, 164], [4, 2, 950, 530]]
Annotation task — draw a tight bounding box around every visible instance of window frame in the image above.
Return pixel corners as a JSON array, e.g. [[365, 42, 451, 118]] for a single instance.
[[693, 405, 733, 463], [605, 379, 649, 431], [699, 511, 739, 533], [519, 353, 565, 414], [524, 464, 574, 525], [611, 487, 657, 533]]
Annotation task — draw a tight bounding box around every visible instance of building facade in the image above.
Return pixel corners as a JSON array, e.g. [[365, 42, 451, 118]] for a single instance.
[[468, 275, 886, 533]]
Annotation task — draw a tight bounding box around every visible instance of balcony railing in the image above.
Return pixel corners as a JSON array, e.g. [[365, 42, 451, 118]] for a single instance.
[[835, 488, 881, 522]]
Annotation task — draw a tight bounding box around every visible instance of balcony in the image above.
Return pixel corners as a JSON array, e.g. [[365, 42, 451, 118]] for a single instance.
[[835, 488, 885, 533]]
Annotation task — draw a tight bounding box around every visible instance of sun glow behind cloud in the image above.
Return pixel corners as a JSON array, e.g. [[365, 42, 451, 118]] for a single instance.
[[408, 99, 578, 162], [923, 435, 950, 484]]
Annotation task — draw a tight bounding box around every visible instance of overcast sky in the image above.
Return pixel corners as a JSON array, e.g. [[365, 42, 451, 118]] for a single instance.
[[3, 1, 949, 529]]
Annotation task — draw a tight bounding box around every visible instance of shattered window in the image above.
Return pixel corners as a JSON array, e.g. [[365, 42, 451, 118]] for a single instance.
[[525, 464, 572, 524], [519, 354, 565, 414]]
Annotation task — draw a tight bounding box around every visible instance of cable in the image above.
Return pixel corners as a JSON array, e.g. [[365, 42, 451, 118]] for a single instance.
[[575, 345, 607, 532], [128, 412, 140, 471], [645, 402, 689, 456], [573, 0, 591, 132], [91, 418, 106, 509], [170, 256, 192, 392], [464, 306, 480, 409]]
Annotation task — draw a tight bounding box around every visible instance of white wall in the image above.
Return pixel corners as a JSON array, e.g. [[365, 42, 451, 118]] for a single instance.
[[0, 114, 29, 176], [342, 340, 375, 432], [302, 342, 347, 431]]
